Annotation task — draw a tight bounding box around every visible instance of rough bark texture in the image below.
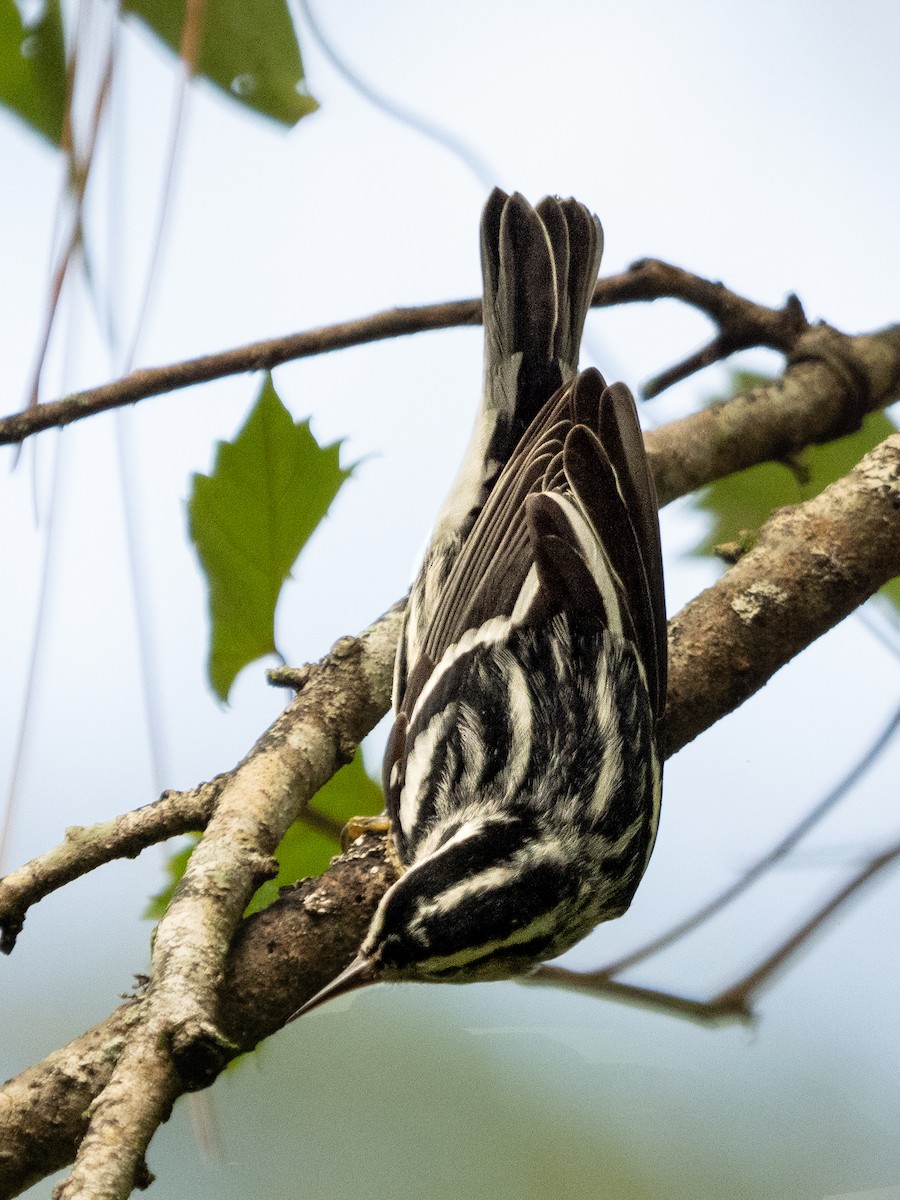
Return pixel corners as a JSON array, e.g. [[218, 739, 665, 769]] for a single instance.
[[645, 323, 900, 505], [2, 427, 899, 1197], [48, 606, 404, 1200], [0, 839, 396, 1199], [662, 432, 900, 756]]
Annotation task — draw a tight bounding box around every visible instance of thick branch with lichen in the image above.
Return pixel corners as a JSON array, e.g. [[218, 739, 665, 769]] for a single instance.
[[663, 430, 900, 755], [49, 605, 403, 1200]]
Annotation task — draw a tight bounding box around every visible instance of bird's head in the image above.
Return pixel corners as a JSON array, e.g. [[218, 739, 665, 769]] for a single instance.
[[292, 809, 588, 1016]]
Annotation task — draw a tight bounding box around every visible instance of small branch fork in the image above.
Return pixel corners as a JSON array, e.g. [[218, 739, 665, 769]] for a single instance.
[[496, 684, 893, 1022], [1, 259, 898, 448], [2, 268, 900, 1199], [589, 258, 810, 398], [531, 832, 900, 1026]]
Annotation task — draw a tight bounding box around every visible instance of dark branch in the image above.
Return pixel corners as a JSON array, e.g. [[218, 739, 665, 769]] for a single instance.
[[0, 260, 879, 448], [0, 301, 482, 445], [588, 259, 810, 397]]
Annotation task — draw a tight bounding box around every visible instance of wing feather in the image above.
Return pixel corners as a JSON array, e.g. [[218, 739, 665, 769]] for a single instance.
[[401, 368, 665, 723]]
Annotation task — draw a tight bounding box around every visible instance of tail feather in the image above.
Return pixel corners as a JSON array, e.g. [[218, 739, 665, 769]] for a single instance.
[[436, 189, 603, 552], [483, 191, 602, 441], [549, 196, 604, 368]]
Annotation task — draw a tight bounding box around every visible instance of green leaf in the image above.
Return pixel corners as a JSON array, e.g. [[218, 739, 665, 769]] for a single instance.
[[689, 370, 899, 613], [189, 374, 352, 700], [0, 0, 66, 146], [246, 749, 385, 915], [122, 0, 318, 127], [146, 749, 384, 920]]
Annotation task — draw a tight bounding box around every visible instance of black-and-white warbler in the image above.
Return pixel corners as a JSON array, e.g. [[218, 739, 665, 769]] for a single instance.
[[296, 188, 666, 1013]]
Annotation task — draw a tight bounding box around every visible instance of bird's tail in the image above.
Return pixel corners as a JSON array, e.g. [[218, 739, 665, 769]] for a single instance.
[[396, 189, 603, 712], [437, 188, 603, 543]]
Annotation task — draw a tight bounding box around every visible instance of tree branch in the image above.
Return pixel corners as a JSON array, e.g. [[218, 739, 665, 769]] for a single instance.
[[0, 783, 220, 954], [2, 260, 896, 450], [2, 429, 899, 1198], [0, 302, 481, 444], [0, 836, 397, 1199], [644, 321, 900, 505], [662, 430, 900, 756], [49, 605, 404, 1200], [588, 257, 810, 397]]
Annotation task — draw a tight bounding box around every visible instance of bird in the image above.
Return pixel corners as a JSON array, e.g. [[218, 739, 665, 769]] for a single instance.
[[292, 187, 666, 1015]]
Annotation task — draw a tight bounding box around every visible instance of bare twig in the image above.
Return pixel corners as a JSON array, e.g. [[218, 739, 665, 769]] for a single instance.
[[0, 782, 220, 954], [595, 697, 900, 977], [0, 300, 482, 444], [710, 837, 900, 1011], [530, 835, 900, 1021], [0, 759, 352, 950], [523, 966, 751, 1025], [587, 258, 810, 397], [24, 17, 116, 413], [3, 261, 897, 452]]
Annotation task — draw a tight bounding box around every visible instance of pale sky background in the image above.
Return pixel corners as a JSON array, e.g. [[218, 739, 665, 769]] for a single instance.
[[2, 2, 900, 1197]]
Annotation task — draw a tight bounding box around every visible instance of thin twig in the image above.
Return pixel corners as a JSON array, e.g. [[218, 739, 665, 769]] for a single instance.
[[531, 836, 900, 1022], [587, 259, 810, 398], [710, 837, 900, 1012], [523, 966, 751, 1025], [0, 782, 220, 953], [530, 836, 900, 1023], [296, 0, 498, 189], [0, 300, 482, 444], [25, 25, 116, 411], [596, 698, 900, 977]]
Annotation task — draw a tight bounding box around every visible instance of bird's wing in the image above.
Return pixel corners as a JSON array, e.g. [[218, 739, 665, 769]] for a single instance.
[[385, 368, 667, 830]]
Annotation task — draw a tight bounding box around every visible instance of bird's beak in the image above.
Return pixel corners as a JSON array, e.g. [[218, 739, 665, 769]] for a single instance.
[[287, 954, 380, 1021]]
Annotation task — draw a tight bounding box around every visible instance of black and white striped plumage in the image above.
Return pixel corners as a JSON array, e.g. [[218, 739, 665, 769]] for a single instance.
[[300, 189, 666, 1009]]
